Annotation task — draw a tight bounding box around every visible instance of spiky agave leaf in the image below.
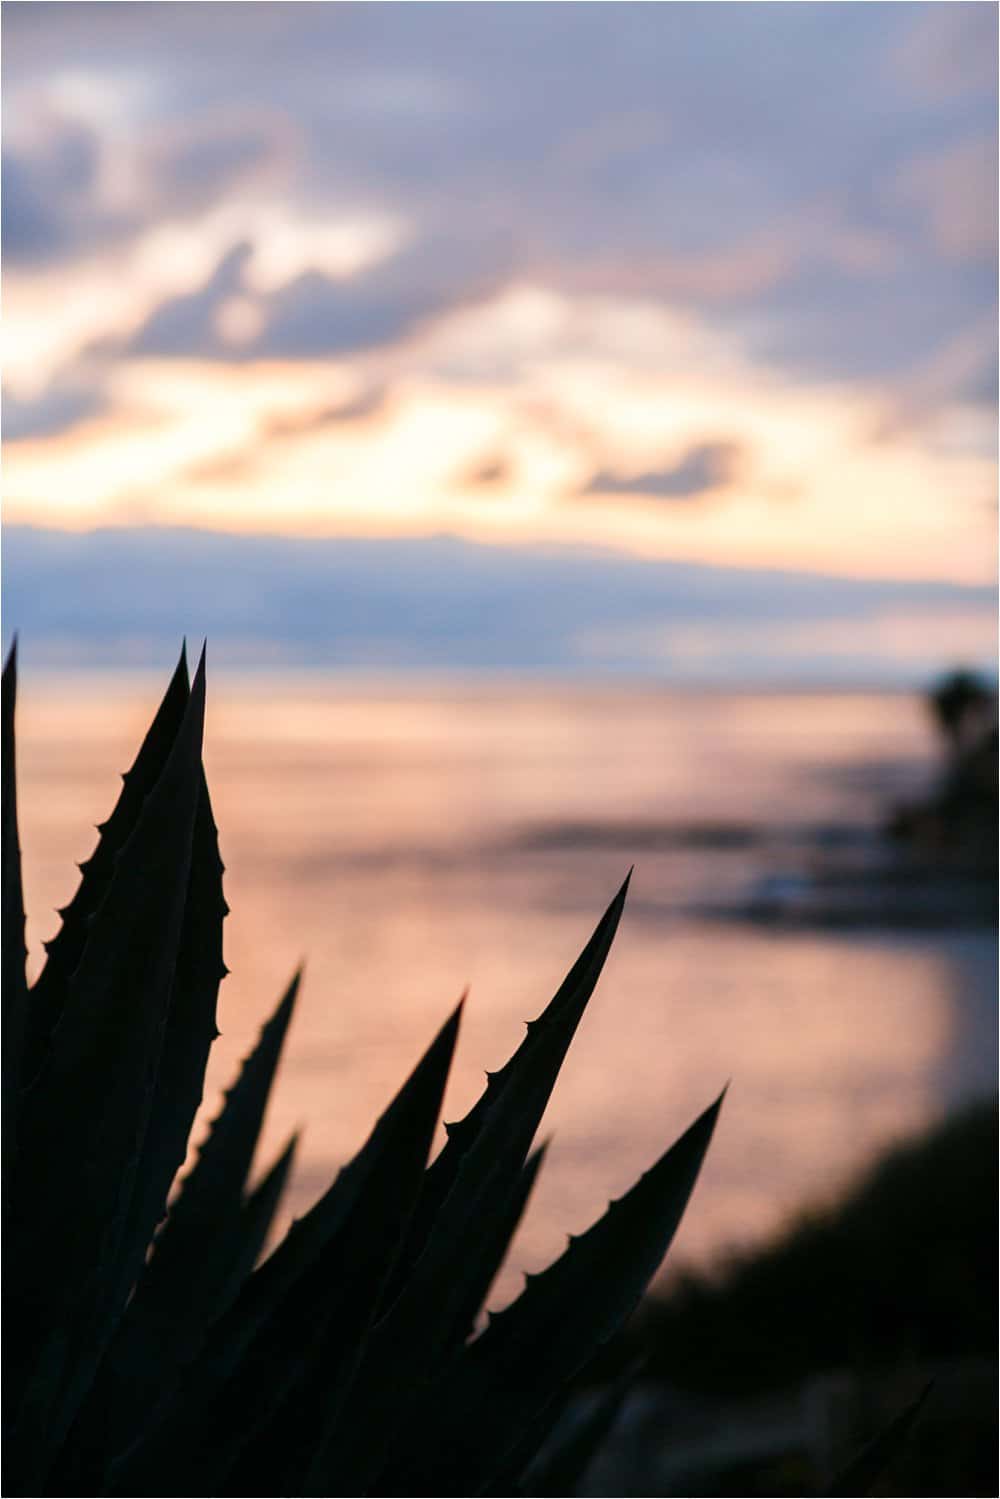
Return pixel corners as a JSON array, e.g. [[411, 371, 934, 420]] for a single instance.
[[138, 967, 299, 1266], [2, 642, 28, 1194], [476, 1357, 643, 1499], [518, 1360, 642, 1498], [5, 648, 729, 1499], [154, 882, 624, 1499], [51, 786, 228, 1494], [371, 1092, 724, 1497], [112, 1003, 463, 1498], [446, 1140, 550, 1354], [224, 1138, 547, 1498], [304, 881, 634, 1496], [24, 645, 192, 1084], [7, 656, 208, 1492], [56, 975, 298, 1487], [391, 873, 630, 1295], [51, 1137, 298, 1498], [230, 1134, 302, 1295], [111, 770, 228, 1307], [23, 654, 226, 1435], [215, 1003, 467, 1499]]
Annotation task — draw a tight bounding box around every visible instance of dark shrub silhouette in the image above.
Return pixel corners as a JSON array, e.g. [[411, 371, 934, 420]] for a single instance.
[[888, 668, 998, 876]]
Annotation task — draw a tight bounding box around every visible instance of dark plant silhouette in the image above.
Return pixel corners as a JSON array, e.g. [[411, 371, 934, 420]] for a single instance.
[[888, 668, 998, 875], [2, 642, 722, 1497], [629, 1100, 996, 1401], [928, 668, 994, 749]]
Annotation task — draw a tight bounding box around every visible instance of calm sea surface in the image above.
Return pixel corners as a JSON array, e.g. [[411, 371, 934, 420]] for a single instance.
[[16, 676, 997, 1301]]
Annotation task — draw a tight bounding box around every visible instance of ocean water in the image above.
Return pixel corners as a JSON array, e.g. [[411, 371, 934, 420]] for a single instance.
[[16, 676, 997, 1302]]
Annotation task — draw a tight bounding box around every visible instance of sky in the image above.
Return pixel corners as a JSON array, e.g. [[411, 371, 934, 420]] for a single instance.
[[2, 3, 997, 678]]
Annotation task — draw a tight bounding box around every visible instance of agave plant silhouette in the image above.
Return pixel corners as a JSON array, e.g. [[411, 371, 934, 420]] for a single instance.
[[3, 642, 723, 1497]]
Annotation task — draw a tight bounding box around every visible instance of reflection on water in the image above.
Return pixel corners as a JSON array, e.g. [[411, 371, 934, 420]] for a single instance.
[[17, 676, 997, 1301]]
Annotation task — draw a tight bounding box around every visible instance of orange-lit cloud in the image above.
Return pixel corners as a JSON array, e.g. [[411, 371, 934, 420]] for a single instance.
[[3, 1, 996, 600], [4, 282, 995, 584]]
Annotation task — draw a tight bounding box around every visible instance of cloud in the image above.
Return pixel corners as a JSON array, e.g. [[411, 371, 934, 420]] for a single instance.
[[260, 385, 389, 440], [893, 137, 999, 262], [873, 319, 999, 446], [181, 383, 393, 484], [126, 229, 511, 361], [2, 150, 67, 260], [2, 102, 288, 268], [2, 0, 996, 579], [181, 450, 257, 486], [146, 112, 290, 216], [3, 381, 107, 442], [6, 304, 994, 586], [4, 523, 994, 683], [457, 454, 514, 490], [6, 3, 996, 396], [129, 241, 255, 356], [893, 4, 998, 104], [252, 265, 440, 359], [581, 442, 745, 502], [2, 119, 104, 263]]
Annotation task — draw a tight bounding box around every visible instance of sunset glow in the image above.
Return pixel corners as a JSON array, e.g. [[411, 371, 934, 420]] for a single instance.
[[4, 18, 996, 1475], [3, 1, 997, 671]]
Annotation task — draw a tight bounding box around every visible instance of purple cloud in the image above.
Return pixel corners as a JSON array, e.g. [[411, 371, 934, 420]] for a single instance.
[[581, 443, 745, 502]]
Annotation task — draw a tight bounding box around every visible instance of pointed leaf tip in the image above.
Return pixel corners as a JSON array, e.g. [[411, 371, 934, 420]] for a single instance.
[[188, 648, 207, 715], [279, 968, 302, 1013], [169, 639, 190, 688], [430, 995, 465, 1059]]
